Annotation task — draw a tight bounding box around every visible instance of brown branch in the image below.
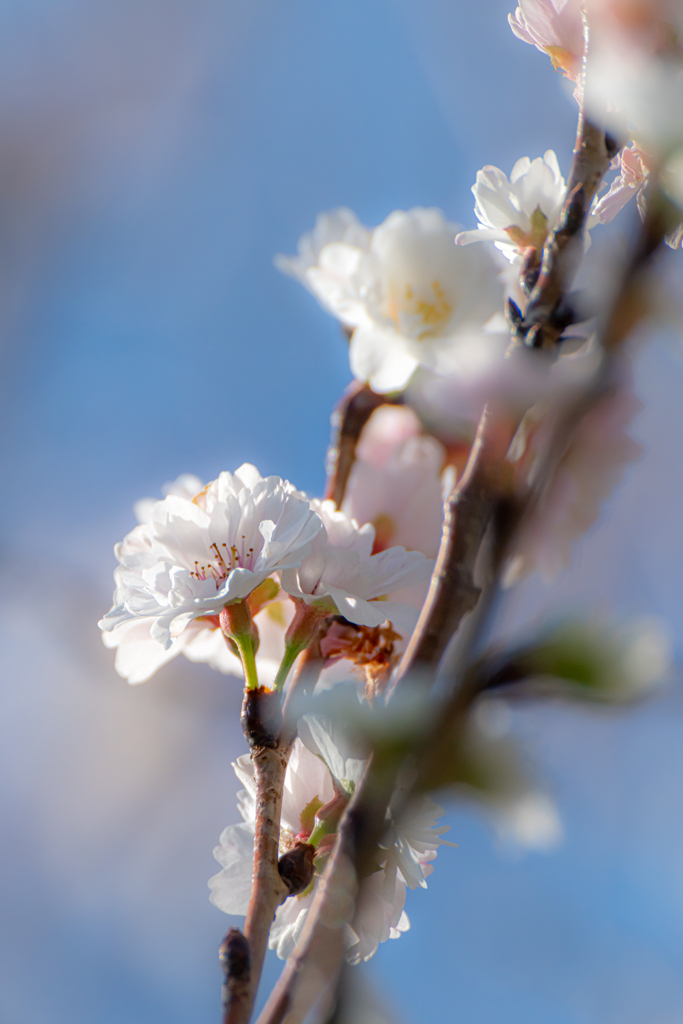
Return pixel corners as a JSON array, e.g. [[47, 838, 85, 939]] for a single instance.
[[411, 187, 673, 797], [393, 408, 517, 680], [235, 745, 290, 1024], [324, 381, 393, 508], [395, 116, 617, 684], [514, 119, 617, 350], [254, 815, 351, 1024], [220, 929, 251, 1024], [222, 647, 326, 1024]]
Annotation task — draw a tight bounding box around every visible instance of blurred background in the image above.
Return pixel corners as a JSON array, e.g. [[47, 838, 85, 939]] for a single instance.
[[1, 0, 683, 1021]]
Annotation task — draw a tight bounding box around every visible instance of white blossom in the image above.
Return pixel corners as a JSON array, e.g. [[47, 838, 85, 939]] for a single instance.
[[274, 207, 371, 287], [277, 206, 504, 393], [209, 739, 336, 916], [210, 717, 451, 964], [268, 862, 411, 965], [509, 0, 584, 86], [208, 736, 410, 963], [586, 1, 683, 160], [280, 500, 433, 633], [456, 151, 568, 263], [99, 465, 321, 670], [102, 479, 295, 685]]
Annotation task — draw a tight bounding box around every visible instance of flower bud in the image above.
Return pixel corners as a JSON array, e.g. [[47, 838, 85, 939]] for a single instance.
[[277, 842, 316, 896]]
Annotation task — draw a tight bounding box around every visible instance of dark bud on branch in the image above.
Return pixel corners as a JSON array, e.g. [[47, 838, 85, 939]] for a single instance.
[[278, 842, 316, 896], [219, 928, 251, 1017], [506, 298, 523, 330], [240, 687, 283, 750]]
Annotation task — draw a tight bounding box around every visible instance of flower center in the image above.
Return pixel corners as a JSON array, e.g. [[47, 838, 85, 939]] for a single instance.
[[543, 45, 578, 78], [504, 205, 549, 254], [190, 536, 257, 588], [388, 280, 453, 340]]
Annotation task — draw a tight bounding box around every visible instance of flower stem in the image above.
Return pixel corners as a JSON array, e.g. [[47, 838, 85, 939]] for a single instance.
[[236, 635, 260, 691], [273, 601, 324, 692], [220, 600, 260, 690]]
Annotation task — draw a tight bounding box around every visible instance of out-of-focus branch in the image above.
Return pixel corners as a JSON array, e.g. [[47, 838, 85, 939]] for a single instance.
[[395, 115, 617, 686], [412, 185, 673, 795], [324, 382, 394, 509]]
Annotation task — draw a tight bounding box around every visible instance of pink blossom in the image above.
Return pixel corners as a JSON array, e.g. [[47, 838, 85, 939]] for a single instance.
[[590, 143, 650, 225], [509, 0, 585, 83]]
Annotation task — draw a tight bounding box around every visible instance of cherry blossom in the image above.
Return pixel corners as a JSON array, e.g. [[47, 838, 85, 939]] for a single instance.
[[209, 717, 451, 963], [277, 206, 504, 393], [208, 739, 336, 916], [509, 0, 585, 87], [99, 465, 322, 667], [590, 143, 650, 225], [209, 736, 408, 963], [343, 405, 446, 559], [456, 151, 568, 264], [274, 207, 371, 289], [280, 499, 434, 633]]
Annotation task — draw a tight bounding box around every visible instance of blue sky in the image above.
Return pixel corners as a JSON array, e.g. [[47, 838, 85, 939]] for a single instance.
[[1, 1, 683, 1022]]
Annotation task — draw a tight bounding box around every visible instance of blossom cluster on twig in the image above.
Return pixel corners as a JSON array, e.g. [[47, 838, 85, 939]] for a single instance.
[[99, 2, 681, 1021]]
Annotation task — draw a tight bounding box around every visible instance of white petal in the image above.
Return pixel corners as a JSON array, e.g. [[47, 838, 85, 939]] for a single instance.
[[208, 823, 255, 915]]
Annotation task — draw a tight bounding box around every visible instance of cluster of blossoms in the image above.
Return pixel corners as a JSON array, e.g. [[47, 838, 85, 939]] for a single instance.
[[98, 0, 677, 1000], [209, 723, 453, 963], [100, 464, 433, 688], [510, 0, 683, 242]]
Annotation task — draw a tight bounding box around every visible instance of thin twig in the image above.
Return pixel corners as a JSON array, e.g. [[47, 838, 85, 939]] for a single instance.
[[392, 408, 517, 682], [324, 382, 393, 508], [222, 648, 326, 1024], [220, 929, 251, 1024]]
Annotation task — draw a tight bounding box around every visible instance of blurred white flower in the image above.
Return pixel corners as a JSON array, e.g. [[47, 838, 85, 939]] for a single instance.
[[280, 499, 433, 633], [274, 207, 371, 288], [99, 465, 321, 670], [456, 151, 568, 263], [343, 406, 446, 558], [269, 861, 411, 965], [587, 1, 683, 160], [101, 598, 292, 685], [508, 0, 585, 87], [505, 367, 642, 584], [132, 473, 204, 526], [277, 206, 504, 393], [407, 331, 600, 448]]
